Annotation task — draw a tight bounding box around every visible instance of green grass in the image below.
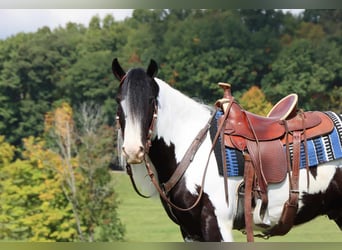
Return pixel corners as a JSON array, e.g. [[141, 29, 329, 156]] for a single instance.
[[113, 171, 182, 242], [113, 171, 342, 242]]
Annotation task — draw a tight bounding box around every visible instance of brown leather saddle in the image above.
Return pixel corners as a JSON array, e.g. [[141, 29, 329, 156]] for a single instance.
[[221, 105, 332, 183], [215, 83, 334, 241]]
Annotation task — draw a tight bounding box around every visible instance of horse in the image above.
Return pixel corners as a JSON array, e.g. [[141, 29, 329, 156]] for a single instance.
[[112, 58, 342, 242]]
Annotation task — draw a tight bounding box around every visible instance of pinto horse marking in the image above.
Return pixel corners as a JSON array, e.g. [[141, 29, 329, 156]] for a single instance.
[[113, 58, 342, 242]]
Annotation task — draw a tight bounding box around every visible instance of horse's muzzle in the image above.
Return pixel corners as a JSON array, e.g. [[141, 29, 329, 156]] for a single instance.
[[122, 146, 145, 164]]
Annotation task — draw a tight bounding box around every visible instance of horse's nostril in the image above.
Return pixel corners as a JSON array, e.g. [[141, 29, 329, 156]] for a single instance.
[[137, 146, 145, 159], [122, 146, 145, 162]]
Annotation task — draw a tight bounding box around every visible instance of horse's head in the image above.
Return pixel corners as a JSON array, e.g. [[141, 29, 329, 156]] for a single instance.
[[112, 58, 159, 164]]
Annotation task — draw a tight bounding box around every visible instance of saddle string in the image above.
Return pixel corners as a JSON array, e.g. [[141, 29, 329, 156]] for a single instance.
[[243, 110, 269, 242], [301, 111, 310, 191], [220, 124, 229, 206], [244, 110, 268, 190], [284, 121, 294, 190], [285, 110, 310, 191], [242, 152, 255, 242], [215, 98, 235, 207], [263, 115, 304, 238]]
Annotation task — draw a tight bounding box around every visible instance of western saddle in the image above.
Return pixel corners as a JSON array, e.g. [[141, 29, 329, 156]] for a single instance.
[[215, 83, 334, 241]]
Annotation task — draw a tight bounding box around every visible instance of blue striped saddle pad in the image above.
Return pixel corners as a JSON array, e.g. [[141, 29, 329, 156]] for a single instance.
[[215, 111, 342, 177]]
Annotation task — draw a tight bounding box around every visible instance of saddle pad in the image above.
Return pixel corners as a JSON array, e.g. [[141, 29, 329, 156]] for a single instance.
[[214, 110, 342, 177], [288, 111, 342, 168]]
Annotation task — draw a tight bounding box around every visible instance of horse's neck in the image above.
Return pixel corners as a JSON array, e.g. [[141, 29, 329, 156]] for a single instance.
[[153, 79, 212, 164]]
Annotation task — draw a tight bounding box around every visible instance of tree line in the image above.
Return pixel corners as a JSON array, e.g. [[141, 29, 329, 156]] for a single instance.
[[0, 9, 341, 147], [0, 9, 341, 241]]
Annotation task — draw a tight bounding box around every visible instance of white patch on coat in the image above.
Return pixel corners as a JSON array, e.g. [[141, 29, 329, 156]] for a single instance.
[[155, 78, 212, 163], [120, 99, 144, 157], [265, 162, 340, 225]]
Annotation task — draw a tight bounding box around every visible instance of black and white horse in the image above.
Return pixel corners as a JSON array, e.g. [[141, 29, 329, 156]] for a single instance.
[[113, 58, 342, 242]]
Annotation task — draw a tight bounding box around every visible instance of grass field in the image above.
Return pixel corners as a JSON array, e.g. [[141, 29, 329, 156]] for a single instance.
[[113, 171, 342, 242]]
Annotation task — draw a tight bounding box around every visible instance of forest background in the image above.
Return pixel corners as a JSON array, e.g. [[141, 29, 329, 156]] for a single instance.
[[0, 9, 341, 241]]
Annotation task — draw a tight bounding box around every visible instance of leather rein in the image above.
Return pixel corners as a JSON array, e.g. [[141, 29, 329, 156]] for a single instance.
[[117, 96, 230, 212]]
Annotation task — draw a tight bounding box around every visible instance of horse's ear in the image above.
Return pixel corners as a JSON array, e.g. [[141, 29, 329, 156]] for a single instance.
[[112, 58, 126, 81], [147, 59, 158, 78]]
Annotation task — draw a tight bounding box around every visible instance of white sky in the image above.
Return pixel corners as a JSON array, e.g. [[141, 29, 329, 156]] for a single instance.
[[0, 9, 134, 39], [0, 9, 304, 40]]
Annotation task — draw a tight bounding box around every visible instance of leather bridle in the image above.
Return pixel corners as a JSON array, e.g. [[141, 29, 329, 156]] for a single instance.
[[116, 74, 158, 198]]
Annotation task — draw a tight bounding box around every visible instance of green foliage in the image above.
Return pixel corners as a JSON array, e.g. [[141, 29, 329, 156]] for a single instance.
[[261, 38, 341, 111], [0, 136, 15, 165], [0, 136, 77, 241], [0, 103, 124, 241], [239, 86, 273, 116], [328, 86, 342, 111], [160, 10, 262, 102], [44, 102, 125, 241], [75, 123, 125, 242]]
